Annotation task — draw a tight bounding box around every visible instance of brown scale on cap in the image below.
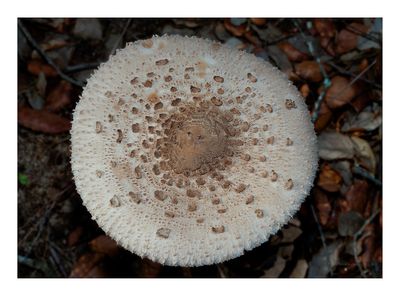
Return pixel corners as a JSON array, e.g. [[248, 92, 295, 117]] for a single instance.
[[71, 35, 318, 268]]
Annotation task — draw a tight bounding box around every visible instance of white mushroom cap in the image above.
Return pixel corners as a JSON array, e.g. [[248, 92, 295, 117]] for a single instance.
[[71, 35, 318, 267]]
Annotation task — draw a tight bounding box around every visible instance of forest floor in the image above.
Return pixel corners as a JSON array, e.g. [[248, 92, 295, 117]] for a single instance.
[[18, 18, 382, 278]]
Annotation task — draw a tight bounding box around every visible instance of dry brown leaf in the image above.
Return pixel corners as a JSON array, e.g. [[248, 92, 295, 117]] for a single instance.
[[45, 81, 73, 112], [317, 164, 342, 192], [262, 256, 286, 278], [89, 235, 119, 256], [318, 131, 355, 160], [140, 258, 163, 277], [67, 226, 84, 247], [223, 19, 247, 37], [351, 136, 376, 172], [27, 59, 58, 77], [278, 41, 309, 62], [335, 22, 369, 55], [325, 76, 361, 109], [360, 224, 376, 269], [290, 259, 308, 278], [314, 19, 336, 38], [250, 18, 267, 26], [338, 211, 365, 236], [295, 61, 328, 82], [345, 180, 369, 214], [314, 101, 332, 132], [18, 106, 71, 134], [314, 188, 331, 226], [85, 265, 108, 278], [69, 253, 104, 277]]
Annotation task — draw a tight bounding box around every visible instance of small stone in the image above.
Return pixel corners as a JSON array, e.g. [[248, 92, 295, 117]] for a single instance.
[[156, 228, 171, 238]]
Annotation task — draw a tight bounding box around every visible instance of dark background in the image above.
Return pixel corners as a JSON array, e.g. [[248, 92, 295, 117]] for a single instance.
[[17, 18, 382, 278]]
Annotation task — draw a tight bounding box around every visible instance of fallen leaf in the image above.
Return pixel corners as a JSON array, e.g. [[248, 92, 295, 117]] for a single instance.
[[89, 235, 119, 256], [313, 19, 336, 38], [214, 22, 231, 41], [278, 41, 309, 62], [341, 104, 382, 132], [313, 188, 331, 226], [318, 163, 342, 192], [338, 211, 365, 236], [308, 241, 343, 278], [351, 136, 376, 172], [330, 160, 353, 187], [325, 76, 361, 109], [300, 84, 310, 98], [27, 59, 58, 77], [85, 265, 108, 278], [224, 19, 247, 37], [140, 258, 163, 277], [278, 244, 294, 260], [262, 256, 286, 278], [295, 61, 328, 82], [18, 106, 71, 134], [73, 18, 103, 40], [45, 81, 73, 112], [250, 18, 267, 26], [290, 259, 308, 278], [318, 131, 354, 160], [268, 45, 292, 72], [335, 22, 369, 55], [314, 101, 333, 132], [360, 224, 376, 269], [344, 180, 369, 214], [281, 225, 302, 243], [69, 253, 104, 277], [67, 226, 84, 246], [230, 18, 247, 26]]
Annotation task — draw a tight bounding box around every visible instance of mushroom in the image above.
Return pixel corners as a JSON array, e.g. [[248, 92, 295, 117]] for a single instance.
[[71, 35, 318, 267]]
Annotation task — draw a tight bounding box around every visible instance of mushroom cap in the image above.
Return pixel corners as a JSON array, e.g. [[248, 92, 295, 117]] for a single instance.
[[71, 35, 318, 267]]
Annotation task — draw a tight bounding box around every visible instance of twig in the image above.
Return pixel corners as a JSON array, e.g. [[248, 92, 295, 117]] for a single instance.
[[329, 59, 377, 102], [310, 203, 333, 277], [109, 19, 132, 56], [352, 164, 382, 187], [292, 20, 331, 123], [326, 61, 381, 90], [64, 62, 100, 74], [18, 19, 85, 87], [352, 209, 380, 278]]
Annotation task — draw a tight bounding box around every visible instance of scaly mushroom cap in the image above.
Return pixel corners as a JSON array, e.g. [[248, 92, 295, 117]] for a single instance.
[[71, 35, 318, 266]]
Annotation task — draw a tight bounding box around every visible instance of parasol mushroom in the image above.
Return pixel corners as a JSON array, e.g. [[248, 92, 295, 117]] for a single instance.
[[71, 35, 318, 267]]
